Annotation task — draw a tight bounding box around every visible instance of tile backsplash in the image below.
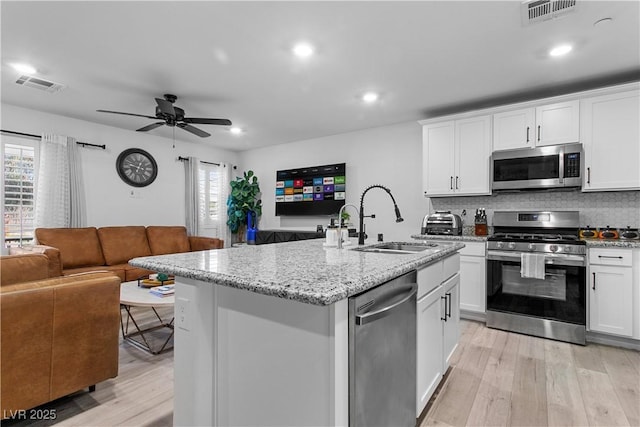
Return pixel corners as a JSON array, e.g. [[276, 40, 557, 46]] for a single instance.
[[430, 190, 640, 229]]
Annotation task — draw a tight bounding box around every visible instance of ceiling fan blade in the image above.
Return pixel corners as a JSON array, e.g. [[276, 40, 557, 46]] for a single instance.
[[182, 117, 232, 126], [177, 123, 210, 138], [136, 122, 165, 132], [155, 98, 175, 117], [96, 109, 157, 119]]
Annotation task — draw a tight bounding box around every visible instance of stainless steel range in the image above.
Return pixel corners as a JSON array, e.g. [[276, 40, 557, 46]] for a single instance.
[[486, 211, 587, 345]]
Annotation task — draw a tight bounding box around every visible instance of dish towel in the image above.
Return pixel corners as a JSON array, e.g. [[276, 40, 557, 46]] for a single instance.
[[521, 253, 546, 280]]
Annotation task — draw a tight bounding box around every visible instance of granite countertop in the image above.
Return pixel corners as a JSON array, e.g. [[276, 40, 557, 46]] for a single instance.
[[583, 239, 640, 249], [130, 239, 465, 306]]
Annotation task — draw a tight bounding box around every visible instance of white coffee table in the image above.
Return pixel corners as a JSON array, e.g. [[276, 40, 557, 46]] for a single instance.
[[120, 280, 175, 355]]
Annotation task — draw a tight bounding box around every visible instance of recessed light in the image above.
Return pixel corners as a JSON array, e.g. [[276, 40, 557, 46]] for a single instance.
[[292, 42, 314, 58], [10, 63, 37, 75], [362, 92, 379, 103], [549, 44, 572, 57], [230, 127, 243, 135]]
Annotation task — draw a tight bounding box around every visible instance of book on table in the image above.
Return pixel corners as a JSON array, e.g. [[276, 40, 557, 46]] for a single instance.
[[149, 285, 175, 297]]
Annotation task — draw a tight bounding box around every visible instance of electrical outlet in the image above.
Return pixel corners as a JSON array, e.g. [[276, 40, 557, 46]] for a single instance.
[[175, 297, 191, 331], [129, 189, 142, 199]]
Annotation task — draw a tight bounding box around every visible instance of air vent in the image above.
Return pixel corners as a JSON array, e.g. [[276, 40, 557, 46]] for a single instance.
[[522, 0, 577, 25], [15, 75, 65, 93]]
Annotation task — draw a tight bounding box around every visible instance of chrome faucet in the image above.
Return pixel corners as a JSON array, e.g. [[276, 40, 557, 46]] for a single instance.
[[337, 204, 359, 249], [358, 185, 404, 245]]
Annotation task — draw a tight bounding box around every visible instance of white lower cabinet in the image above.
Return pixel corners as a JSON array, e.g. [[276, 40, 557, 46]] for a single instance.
[[416, 254, 460, 417], [458, 242, 486, 315], [589, 248, 634, 337]]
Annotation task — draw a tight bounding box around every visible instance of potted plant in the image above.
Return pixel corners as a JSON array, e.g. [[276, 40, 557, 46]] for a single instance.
[[226, 170, 262, 243]]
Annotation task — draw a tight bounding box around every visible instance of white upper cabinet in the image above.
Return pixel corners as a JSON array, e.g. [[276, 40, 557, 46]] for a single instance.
[[493, 100, 579, 150], [423, 116, 491, 197], [581, 90, 640, 192]]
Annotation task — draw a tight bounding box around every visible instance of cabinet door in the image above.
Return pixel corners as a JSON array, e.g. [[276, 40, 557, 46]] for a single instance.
[[416, 285, 444, 416], [423, 122, 455, 196], [589, 265, 633, 337], [455, 116, 492, 195], [535, 100, 580, 146], [582, 90, 640, 191], [459, 255, 486, 314], [492, 108, 535, 151], [442, 273, 460, 370]]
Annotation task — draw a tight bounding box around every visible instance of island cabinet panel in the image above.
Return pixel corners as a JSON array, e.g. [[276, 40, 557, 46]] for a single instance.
[[173, 278, 349, 427]]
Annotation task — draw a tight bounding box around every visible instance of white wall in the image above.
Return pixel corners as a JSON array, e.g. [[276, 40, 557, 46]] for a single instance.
[[1, 104, 240, 229], [239, 121, 430, 242]]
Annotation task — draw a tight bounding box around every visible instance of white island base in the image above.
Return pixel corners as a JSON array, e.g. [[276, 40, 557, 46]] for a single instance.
[[174, 277, 349, 426]]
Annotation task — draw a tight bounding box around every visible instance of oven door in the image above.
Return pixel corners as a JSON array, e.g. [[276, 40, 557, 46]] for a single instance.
[[486, 251, 586, 325]]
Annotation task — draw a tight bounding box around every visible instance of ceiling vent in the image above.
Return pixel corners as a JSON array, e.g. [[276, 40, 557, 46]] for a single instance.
[[522, 0, 578, 25], [15, 75, 65, 93]]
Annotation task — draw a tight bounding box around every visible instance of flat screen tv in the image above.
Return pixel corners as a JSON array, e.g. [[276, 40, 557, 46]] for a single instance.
[[275, 163, 345, 216]]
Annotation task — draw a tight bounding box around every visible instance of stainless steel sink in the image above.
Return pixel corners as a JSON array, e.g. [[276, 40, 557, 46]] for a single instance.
[[352, 242, 440, 254]]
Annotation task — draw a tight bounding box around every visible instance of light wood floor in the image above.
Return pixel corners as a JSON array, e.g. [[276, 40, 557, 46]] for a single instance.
[[4, 317, 639, 426]]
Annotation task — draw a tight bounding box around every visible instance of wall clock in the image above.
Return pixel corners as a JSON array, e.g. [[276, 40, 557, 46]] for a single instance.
[[116, 148, 158, 187]]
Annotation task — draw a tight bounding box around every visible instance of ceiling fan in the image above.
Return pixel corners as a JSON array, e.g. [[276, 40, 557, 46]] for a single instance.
[[97, 94, 232, 138]]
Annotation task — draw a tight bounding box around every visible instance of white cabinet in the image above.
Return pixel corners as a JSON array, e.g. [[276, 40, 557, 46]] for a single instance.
[[493, 100, 579, 150], [581, 90, 640, 192], [422, 116, 491, 197], [459, 242, 486, 315], [588, 248, 633, 337], [416, 254, 460, 416]]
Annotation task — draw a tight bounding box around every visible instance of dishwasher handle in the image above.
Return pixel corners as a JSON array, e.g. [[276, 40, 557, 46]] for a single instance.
[[355, 285, 417, 326]]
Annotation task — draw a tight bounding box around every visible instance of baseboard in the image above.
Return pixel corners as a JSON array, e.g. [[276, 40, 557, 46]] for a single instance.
[[460, 310, 485, 323], [586, 331, 640, 350]]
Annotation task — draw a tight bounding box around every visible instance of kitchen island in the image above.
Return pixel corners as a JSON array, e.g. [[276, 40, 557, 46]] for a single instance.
[[130, 239, 463, 426]]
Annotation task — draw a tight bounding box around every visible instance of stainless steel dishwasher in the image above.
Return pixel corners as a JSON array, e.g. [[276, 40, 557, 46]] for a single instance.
[[349, 270, 417, 427]]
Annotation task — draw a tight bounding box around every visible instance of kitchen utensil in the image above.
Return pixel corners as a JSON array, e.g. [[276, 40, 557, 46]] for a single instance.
[[579, 226, 599, 239], [620, 226, 639, 240], [598, 226, 619, 239]]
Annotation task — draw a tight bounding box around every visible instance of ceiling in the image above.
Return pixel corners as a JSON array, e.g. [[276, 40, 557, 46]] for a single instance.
[[2, 1, 639, 152]]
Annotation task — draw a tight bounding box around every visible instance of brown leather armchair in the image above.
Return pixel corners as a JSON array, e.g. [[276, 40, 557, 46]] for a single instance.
[[0, 254, 121, 417]]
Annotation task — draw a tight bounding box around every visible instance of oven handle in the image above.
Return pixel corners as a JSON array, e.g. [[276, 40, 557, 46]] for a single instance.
[[486, 250, 586, 267]]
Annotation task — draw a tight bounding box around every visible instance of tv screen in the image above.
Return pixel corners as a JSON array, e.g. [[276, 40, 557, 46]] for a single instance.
[[275, 163, 346, 216]]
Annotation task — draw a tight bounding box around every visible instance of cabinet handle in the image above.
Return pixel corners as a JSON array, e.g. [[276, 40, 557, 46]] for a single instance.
[[450, 176, 453, 190], [537, 125, 541, 142], [526, 126, 530, 143], [441, 295, 447, 321], [598, 255, 623, 259], [587, 167, 591, 184], [592, 272, 596, 290], [446, 292, 452, 318], [455, 176, 459, 190]]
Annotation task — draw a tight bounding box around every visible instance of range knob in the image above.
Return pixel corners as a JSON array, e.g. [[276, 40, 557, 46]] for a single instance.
[[528, 243, 536, 251], [496, 242, 504, 249], [549, 244, 559, 252], [564, 246, 572, 253], [508, 242, 517, 250]]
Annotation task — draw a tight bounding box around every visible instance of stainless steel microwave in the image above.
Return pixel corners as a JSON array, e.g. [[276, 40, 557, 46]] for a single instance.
[[492, 143, 582, 191]]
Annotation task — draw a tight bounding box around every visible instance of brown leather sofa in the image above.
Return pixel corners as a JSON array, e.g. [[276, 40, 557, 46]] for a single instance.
[[1, 253, 121, 417], [16, 225, 223, 282]]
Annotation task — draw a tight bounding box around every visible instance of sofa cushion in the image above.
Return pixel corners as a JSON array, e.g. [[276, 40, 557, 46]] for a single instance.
[[97, 226, 151, 266], [35, 227, 105, 269], [146, 226, 191, 255], [0, 254, 50, 286]]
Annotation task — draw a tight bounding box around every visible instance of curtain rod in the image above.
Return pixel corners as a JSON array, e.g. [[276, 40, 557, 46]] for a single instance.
[[1, 129, 106, 149], [178, 156, 223, 167]]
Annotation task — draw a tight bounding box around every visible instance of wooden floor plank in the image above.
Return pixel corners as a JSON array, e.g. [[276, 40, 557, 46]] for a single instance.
[[599, 345, 640, 426], [576, 366, 631, 426], [571, 341, 607, 373]]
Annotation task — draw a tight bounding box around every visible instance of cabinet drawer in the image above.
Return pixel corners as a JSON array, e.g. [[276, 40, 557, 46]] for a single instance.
[[459, 242, 486, 257], [443, 253, 460, 282], [417, 260, 443, 298], [589, 248, 632, 267]]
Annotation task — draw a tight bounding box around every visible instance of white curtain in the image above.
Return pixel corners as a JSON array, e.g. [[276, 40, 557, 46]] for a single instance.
[[35, 134, 86, 228], [184, 156, 199, 236], [218, 163, 233, 248]]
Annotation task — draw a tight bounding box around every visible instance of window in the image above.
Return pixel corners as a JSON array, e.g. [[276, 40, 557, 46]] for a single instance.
[[198, 163, 221, 231], [2, 139, 38, 248]]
